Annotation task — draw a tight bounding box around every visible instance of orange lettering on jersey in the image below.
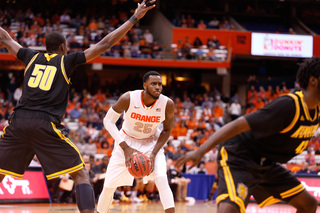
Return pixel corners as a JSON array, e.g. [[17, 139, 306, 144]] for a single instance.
[[130, 112, 161, 123], [131, 112, 137, 119]]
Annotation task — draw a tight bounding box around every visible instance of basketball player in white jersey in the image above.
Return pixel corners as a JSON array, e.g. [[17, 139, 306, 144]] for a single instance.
[[97, 71, 175, 213]]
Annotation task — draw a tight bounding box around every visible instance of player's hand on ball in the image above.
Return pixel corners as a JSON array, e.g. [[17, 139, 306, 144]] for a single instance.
[[120, 142, 140, 168], [134, 0, 156, 20], [175, 150, 202, 171]]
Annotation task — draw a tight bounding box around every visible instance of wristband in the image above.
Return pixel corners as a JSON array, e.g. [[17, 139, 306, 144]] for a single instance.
[[129, 15, 138, 25]]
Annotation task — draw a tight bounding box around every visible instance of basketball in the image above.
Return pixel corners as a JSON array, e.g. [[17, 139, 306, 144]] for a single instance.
[[128, 153, 151, 178]]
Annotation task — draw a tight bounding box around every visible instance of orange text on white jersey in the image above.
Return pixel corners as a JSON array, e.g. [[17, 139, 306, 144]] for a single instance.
[[130, 112, 161, 123]]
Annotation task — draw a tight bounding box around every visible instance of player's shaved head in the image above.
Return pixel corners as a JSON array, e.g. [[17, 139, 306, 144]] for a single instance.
[[45, 31, 66, 53]]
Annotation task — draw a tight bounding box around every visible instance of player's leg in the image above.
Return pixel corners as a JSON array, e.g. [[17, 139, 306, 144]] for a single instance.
[[218, 202, 240, 213], [155, 176, 175, 213], [153, 152, 175, 213], [97, 150, 134, 212], [97, 187, 117, 213], [287, 190, 317, 213], [69, 168, 95, 213], [30, 119, 94, 213], [0, 174, 5, 182]]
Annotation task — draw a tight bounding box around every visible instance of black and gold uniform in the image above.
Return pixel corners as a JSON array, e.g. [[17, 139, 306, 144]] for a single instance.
[[0, 48, 86, 180], [216, 90, 320, 213]]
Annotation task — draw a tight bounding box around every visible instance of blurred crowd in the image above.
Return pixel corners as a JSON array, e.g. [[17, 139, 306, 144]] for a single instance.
[[0, 5, 229, 62]]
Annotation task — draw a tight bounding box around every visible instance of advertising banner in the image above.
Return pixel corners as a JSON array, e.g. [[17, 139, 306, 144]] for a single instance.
[[251, 33, 313, 58], [0, 168, 50, 203]]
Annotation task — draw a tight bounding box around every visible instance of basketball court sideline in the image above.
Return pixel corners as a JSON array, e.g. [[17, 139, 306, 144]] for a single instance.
[[1, 202, 320, 213]]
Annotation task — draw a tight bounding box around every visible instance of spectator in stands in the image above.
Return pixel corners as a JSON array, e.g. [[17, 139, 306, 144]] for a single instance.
[[311, 162, 320, 175], [167, 159, 190, 202], [212, 100, 225, 128], [206, 46, 216, 61], [197, 20, 207, 29], [72, 14, 83, 28], [143, 29, 153, 45], [182, 97, 193, 110], [73, 133, 85, 155], [228, 98, 241, 120], [151, 40, 162, 59], [181, 36, 192, 60], [92, 155, 109, 199], [296, 161, 315, 175], [247, 85, 257, 104], [203, 104, 213, 121], [88, 19, 98, 31], [308, 136, 320, 154], [207, 36, 220, 49], [13, 84, 22, 106], [193, 37, 203, 48], [289, 28, 296, 34], [208, 17, 220, 29], [69, 34, 82, 50], [305, 148, 316, 165], [197, 161, 208, 174], [6, 76, 16, 104], [139, 37, 151, 58], [60, 10, 71, 26], [195, 46, 206, 60], [70, 102, 82, 119], [245, 103, 257, 114]]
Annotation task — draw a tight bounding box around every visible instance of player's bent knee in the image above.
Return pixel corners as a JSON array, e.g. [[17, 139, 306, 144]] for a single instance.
[[218, 202, 240, 213], [289, 190, 318, 212], [75, 183, 95, 211], [70, 168, 90, 185]]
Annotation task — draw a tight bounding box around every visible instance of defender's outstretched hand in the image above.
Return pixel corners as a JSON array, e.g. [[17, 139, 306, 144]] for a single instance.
[[134, 0, 156, 20], [175, 150, 203, 171]]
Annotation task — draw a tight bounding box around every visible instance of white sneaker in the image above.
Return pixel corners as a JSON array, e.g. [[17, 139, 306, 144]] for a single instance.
[[132, 196, 143, 203]]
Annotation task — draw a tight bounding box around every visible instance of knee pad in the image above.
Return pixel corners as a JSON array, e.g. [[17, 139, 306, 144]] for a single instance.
[[75, 183, 95, 211]]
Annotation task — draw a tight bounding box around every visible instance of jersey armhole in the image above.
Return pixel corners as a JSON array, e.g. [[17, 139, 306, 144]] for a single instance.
[[279, 93, 300, 134]]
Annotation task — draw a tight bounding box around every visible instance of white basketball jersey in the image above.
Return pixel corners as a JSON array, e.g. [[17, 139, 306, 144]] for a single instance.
[[122, 90, 167, 139]]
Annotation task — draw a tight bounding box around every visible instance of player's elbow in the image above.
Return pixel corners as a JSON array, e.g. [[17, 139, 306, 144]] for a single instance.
[[103, 116, 113, 131]]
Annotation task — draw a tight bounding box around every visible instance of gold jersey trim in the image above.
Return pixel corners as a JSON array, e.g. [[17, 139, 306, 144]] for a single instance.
[[280, 93, 300, 134], [46, 122, 84, 180], [219, 147, 246, 213], [259, 196, 281, 208], [280, 183, 305, 199], [60, 56, 71, 84], [296, 90, 318, 122], [24, 53, 39, 76], [0, 168, 24, 179], [44, 53, 57, 61]]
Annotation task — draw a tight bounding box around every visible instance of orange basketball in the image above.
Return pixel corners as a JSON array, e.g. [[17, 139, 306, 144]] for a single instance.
[[128, 153, 151, 178]]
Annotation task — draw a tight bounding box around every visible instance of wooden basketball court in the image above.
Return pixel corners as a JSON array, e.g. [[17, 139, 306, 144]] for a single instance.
[[1, 201, 320, 213]]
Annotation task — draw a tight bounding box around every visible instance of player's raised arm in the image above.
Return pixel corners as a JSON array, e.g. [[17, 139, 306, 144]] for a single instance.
[[84, 0, 156, 62], [0, 27, 22, 57]]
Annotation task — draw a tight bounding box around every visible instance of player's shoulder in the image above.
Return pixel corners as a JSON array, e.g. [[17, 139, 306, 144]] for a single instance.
[[118, 91, 131, 103], [165, 98, 175, 111]]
